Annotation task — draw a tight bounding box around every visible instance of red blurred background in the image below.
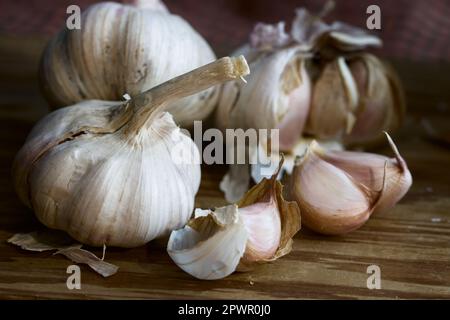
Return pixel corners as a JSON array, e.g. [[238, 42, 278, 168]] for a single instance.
[[0, 0, 449, 61]]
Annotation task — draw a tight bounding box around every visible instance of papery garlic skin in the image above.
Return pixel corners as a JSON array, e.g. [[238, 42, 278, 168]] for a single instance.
[[40, 1, 217, 127], [14, 56, 250, 248], [290, 134, 412, 235], [168, 206, 248, 280]]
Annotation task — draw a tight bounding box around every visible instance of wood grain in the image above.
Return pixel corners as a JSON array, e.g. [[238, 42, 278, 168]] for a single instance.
[[0, 35, 449, 299]]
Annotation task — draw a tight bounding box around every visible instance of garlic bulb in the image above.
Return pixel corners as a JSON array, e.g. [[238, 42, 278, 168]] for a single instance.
[[215, 4, 385, 203], [289, 133, 412, 235], [305, 54, 406, 144], [39, 1, 218, 127], [13, 56, 250, 248], [167, 161, 300, 280]]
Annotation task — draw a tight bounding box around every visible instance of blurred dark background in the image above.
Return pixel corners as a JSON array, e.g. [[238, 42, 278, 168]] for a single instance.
[[0, 0, 449, 61], [0, 0, 448, 124]]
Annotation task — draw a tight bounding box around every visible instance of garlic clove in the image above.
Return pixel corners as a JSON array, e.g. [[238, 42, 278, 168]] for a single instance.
[[167, 206, 248, 280], [291, 141, 372, 235], [276, 59, 312, 151], [216, 46, 310, 139], [168, 160, 300, 279], [290, 134, 412, 235], [237, 162, 300, 262], [239, 200, 281, 261], [305, 57, 359, 138], [344, 54, 406, 146]]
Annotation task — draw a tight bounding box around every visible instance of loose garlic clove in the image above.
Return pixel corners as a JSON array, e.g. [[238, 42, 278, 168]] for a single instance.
[[40, 1, 217, 127], [14, 56, 250, 248], [290, 133, 412, 235], [168, 161, 301, 280]]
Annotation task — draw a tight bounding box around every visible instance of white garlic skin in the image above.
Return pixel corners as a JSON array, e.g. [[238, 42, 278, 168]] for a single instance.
[[13, 103, 200, 248], [40, 2, 218, 126]]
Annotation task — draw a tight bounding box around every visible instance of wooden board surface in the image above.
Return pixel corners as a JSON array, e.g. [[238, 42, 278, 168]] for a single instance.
[[0, 35, 449, 299]]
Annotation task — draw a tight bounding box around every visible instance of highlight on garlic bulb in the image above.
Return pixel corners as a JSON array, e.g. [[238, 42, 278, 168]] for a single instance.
[[13, 56, 250, 248], [305, 54, 406, 144], [167, 160, 300, 280], [39, 1, 218, 127], [289, 133, 412, 235]]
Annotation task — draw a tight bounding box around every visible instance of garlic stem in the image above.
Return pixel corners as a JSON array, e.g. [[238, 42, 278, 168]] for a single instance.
[[127, 56, 250, 132]]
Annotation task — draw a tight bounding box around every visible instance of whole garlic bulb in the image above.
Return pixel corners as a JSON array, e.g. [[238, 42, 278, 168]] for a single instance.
[[289, 133, 412, 235], [39, 1, 218, 127], [14, 56, 249, 248]]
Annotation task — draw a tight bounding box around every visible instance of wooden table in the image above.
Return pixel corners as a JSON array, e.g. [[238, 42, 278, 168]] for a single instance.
[[0, 35, 449, 299]]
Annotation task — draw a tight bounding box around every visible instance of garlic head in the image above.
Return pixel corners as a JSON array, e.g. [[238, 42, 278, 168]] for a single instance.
[[40, 1, 218, 126], [14, 56, 250, 247]]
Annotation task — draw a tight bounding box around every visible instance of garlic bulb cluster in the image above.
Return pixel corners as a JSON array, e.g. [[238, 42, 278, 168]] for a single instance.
[[216, 4, 405, 202], [39, 1, 218, 127], [167, 161, 300, 280], [13, 56, 250, 248], [289, 133, 412, 235]]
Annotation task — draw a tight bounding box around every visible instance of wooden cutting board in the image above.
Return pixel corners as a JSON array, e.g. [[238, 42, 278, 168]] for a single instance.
[[0, 35, 449, 299]]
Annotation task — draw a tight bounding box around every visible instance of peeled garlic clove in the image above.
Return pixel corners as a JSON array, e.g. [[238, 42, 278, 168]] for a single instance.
[[168, 162, 300, 280], [40, 1, 217, 127], [290, 134, 412, 235], [305, 57, 359, 139], [344, 54, 406, 146], [14, 56, 249, 248]]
